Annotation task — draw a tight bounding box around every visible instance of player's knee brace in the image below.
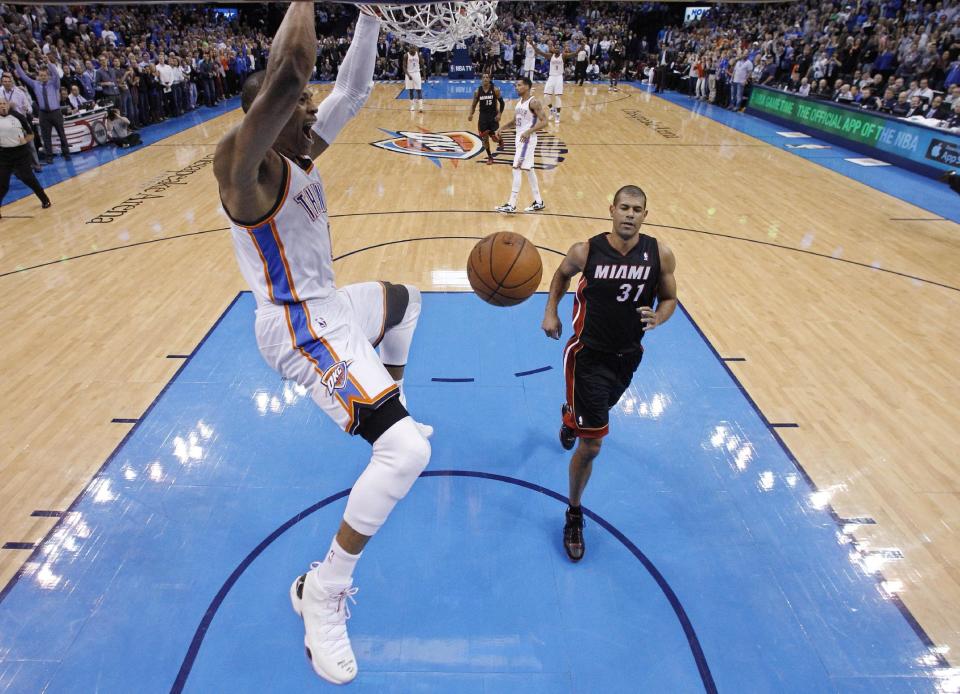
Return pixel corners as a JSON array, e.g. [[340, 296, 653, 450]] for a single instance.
[[380, 283, 421, 367], [343, 417, 431, 536]]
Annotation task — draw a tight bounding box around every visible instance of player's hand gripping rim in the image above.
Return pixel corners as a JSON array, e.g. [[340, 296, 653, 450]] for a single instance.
[[637, 306, 659, 332]]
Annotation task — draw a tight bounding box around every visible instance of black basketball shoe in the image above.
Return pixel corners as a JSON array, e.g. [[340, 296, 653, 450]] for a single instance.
[[563, 506, 585, 562], [559, 404, 576, 450]]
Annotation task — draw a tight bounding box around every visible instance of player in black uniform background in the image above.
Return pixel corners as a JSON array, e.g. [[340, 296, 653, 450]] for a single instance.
[[608, 41, 624, 92], [468, 73, 502, 165], [541, 185, 678, 561]]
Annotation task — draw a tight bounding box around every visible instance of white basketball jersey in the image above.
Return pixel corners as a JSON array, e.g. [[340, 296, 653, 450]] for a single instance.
[[228, 155, 335, 308], [406, 51, 420, 74], [549, 54, 564, 77], [514, 96, 536, 134], [524, 42, 535, 67]]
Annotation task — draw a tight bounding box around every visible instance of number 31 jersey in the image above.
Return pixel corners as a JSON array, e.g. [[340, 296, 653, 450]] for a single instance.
[[572, 232, 661, 354]]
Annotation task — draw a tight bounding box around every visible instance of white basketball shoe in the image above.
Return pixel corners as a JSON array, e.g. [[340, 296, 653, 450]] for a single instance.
[[495, 202, 517, 214], [291, 565, 360, 685]]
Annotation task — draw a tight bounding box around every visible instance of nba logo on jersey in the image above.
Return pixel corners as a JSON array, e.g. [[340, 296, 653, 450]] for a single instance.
[[320, 359, 352, 395], [293, 182, 328, 223], [372, 128, 483, 167]]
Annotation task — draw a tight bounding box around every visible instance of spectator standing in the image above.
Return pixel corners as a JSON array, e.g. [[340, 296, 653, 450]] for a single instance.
[[730, 53, 753, 110], [156, 54, 177, 117], [80, 60, 97, 100], [13, 55, 71, 164], [97, 58, 120, 109], [170, 56, 186, 114]]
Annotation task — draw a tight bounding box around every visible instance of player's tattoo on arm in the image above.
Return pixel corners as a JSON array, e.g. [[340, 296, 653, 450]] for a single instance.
[[529, 99, 549, 132]]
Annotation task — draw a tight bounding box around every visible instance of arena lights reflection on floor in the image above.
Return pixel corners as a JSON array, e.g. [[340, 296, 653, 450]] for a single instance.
[[0, 293, 951, 692]]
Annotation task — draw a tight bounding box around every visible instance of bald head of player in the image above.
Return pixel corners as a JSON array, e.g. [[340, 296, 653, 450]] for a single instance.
[[240, 71, 318, 160], [610, 185, 648, 241]]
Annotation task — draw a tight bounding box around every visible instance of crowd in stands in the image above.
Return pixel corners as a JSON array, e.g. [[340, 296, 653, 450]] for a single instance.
[[652, 0, 960, 131], [0, 2, 280, 163], [365, 1, 661, 82], [3, 0, 957, 166]]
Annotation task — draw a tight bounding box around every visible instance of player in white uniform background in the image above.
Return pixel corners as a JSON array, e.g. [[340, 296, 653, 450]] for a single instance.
[[495, 76, 549, 214], [403, 45, 423, 112], [522, 37, 536, 81], [214, 2, 432, 686], [535, 40, 576, 123]]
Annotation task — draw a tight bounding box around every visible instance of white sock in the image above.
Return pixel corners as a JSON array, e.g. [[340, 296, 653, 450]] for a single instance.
[[509, 168, 522, 206], [313, 536, 361, 586], [526, 169, 542, 203]]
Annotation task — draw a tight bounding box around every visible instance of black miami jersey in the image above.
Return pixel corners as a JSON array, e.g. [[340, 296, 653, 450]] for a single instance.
[[572, 232, 661, 354], [476, 84, 500, 134], [561, 232, 661, 438]]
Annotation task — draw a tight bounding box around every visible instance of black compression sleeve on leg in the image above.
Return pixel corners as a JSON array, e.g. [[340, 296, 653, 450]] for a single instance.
[[357, 395, 408, 445], [382, 282, 410, 331]]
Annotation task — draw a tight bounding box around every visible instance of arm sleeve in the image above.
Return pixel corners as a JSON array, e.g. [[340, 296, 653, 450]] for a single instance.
[[14, 63, 37, 91], [311, 13, 380, 145]]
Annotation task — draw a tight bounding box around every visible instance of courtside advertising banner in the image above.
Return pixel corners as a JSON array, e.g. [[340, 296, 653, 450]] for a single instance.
[[748, 86, 960, 174]]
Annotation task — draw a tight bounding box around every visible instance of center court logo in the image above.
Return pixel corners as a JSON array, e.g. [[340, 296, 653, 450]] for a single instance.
[[371, 128, 483, 167], [320, 359, 352, 396]]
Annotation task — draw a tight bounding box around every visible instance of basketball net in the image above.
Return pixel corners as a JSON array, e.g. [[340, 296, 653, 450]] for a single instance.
[[361, 2, 498, 52]]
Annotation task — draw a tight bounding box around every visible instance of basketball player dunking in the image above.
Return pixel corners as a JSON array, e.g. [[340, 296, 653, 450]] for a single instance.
[[403, 45, 423, 112], [214, 3, 432, 685], [534, 40, 576, 123], [467, 73, 502, 164], [541, 185, 678, 561], [495, 76, 548, 214]]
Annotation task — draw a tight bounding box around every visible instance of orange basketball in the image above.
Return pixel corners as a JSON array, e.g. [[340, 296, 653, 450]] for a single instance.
[[467, 231, 543, 307]]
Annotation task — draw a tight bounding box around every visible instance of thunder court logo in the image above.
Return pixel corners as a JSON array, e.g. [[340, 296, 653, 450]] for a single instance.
[[371, 127, 483, 167], [321, 359, 352, 395]]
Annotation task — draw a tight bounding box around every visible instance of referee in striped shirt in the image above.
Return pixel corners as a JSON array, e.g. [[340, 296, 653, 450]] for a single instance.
[[0, 98, 51, 218]]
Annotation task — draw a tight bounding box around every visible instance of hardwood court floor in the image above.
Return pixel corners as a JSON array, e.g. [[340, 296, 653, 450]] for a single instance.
[[1, 81, 958, 664]]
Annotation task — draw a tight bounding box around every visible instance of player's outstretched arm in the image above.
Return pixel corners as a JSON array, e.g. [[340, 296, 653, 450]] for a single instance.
[[310, 9, 382, 159], [638, 243, 677, 332], [533, 44, 551, 58], [216, 1, 315, 186], [542, 242, 588, 340]]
